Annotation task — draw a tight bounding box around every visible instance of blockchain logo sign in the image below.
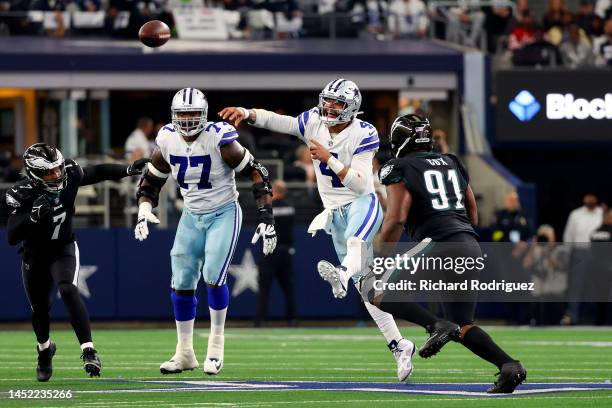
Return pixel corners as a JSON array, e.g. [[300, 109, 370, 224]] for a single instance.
[[509, 90, 541, 122]]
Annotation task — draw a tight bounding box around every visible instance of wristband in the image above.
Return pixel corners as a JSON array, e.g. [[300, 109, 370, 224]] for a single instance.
[[239, 107, 251, 122], [327, 156, 345, 174]]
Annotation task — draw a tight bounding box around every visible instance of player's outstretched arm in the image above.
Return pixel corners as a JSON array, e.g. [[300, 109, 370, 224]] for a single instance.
[[218, 107, 302, 139], [134, 149, 171, 241], [220, 140, 277, 256], [79, 158, 150, 186], [378, 183, 412, 255]]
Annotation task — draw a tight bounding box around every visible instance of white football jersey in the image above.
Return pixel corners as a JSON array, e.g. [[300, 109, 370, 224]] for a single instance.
[[156, 121, 239, 214], [298, 107, 379, 208]]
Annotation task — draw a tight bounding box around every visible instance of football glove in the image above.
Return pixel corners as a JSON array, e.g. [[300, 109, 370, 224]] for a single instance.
[[251, 204, 277, 255], [135, 202, 159, 241], [127, 158, 151, 176], [30, 195, 50, 224]]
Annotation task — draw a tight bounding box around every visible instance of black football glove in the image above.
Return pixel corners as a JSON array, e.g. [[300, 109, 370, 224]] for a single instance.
[[30, 195, 50, 224], [127, 158, 151, 176]]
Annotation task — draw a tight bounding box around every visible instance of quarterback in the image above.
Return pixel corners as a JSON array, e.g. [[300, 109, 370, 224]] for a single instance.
[[219, 79, 415, 381], [135, 88, 277, 375]]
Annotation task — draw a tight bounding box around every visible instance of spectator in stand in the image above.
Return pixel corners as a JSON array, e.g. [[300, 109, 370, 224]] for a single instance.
[[508, 10, 536, 50], [293, 144, 316, 186], [577, 0, 598, 35], [560, 23, 594, 67], [595, 0, 612, 19], [512, 24, 563, 66], [443, 0, 486, 47], [432, 128, 450, 154], [124, 117, 154, 161], [593, 17, 612, 65], [387, 0, 428, 39], [491, 191, 532, 243], [483, 0, 513, 53], [562, 193, 603, 325], [542, 0, 573, 32], [350, 0, 389, 40]]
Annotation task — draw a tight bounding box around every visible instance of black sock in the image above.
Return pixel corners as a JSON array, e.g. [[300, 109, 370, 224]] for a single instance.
[[461, 326, 515, 369], [32, 306, 51, 345], [380, 300, 438, 329], [58, 283, 92, 344]]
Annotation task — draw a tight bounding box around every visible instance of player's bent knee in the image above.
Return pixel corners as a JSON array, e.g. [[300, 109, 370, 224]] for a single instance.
[[57, 282, 80, 300], [459, 324, 476, 341]]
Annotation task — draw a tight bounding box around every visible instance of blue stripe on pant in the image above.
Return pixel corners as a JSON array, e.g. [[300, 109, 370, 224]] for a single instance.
[[330, 193, 383, 271], [170, 201, 243, 290]]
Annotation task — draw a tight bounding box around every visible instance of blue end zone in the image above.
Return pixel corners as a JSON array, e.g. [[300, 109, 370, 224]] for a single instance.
[[91, 379, 612, 397]]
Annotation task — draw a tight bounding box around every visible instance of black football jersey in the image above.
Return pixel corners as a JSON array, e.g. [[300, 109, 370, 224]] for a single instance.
[[5, 159, 84, 248], [379, 152, 477, 241]]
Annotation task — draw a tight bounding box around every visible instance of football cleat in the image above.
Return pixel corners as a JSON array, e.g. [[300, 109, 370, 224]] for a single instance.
[[81, 347, 101, 377], [390, 338, 415, 382], [418, 320, 460, 359], [204, 334, 224, 375], [317, 261, 348, 299], [36, 342, 56, 382], [487, 361, 527, 394], [160, 348, 199, 374]]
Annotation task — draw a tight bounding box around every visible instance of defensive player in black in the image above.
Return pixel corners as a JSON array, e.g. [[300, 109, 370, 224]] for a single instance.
[[5, 143, 148, 382], [371, 114, 527, 393]]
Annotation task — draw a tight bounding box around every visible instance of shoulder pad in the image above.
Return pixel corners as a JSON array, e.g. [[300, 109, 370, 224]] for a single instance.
[[155, 123, 176, 146], [5, 179, 38, 207], [379, 159, 405, 186], [444, 153, 469, 183], [210, 121, 238, 147], [353, 120, 379, 155]]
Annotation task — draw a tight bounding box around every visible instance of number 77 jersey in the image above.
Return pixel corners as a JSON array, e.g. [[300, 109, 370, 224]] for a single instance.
[[155, 121, 239, 213], [379, 151, 478, 242]]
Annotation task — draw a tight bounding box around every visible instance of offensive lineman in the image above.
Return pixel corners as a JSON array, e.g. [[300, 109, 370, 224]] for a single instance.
[[219, 79, 416, 381], [134, 88, 277, 376], [6, 143, 148, 381], [369, 114, 527, 393]]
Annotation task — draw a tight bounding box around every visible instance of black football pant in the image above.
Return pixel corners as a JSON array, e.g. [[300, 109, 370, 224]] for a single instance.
[[22, 242, 92, 345], [256, 245, 296, 325]]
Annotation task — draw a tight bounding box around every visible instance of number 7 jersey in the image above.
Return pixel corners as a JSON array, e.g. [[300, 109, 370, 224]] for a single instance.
[[156, 122, 239, 214], [379, 151, 478, 241]]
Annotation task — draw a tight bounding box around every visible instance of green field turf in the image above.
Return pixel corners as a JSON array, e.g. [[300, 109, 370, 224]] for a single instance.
[[1, 326, 611, 407]]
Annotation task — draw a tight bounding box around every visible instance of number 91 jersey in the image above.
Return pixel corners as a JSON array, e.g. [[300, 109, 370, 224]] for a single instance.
[[379, 151, 478, 242], [156, 122, 239, 214]]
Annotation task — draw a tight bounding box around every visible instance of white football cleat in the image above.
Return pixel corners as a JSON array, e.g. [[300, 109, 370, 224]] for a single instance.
[[392, 338, 415, 382], [317, 260, 348, 299], [160, 348, 199, 374], [204, 334, 224, 375]]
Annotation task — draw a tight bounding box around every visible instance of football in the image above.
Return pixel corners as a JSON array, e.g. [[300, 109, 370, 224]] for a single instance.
[[138, 20, 171, 48]]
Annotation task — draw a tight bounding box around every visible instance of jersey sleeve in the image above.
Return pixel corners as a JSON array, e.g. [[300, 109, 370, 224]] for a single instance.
[[215, 122, 239, 147], [445, 153, 470, 184], [353, 121, 379, 155], [64, 159, 84, 185], [297, 107, 319, 141], [379, 159, 405, 186], [155, 124, 175, 162]]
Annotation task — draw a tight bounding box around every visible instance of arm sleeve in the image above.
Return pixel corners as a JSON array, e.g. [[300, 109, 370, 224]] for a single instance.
[[80, 164, 130, 186], [341, 150, 375, 195], [251, 109, 305, 141]]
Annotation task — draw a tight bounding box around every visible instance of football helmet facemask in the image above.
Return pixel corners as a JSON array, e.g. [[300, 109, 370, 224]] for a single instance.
[[23, 143, 67, 193], [318, 79, 362, 126], [171, 88, 208, 137], [389, 114, 433, 158]]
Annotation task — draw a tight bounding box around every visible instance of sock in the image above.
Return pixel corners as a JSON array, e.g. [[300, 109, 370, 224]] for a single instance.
[[80, 342, 94, 351], [379, 300, 438, 330], [341, 237, 367, 280], [38, 339, 50, 351], [208, 285, 229, 336], [171, 291, 198, 350], [460, 326, 515, 369], [363, 299, 402, 345]]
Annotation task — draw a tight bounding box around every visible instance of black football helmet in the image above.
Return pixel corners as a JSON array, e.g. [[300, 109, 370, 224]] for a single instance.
[[389, 114, 433, 158], [23, 143, 67, 192]]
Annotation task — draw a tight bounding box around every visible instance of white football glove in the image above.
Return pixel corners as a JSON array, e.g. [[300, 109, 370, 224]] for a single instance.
[[251, 223, 277, 256], [135, 202, 160, 241]]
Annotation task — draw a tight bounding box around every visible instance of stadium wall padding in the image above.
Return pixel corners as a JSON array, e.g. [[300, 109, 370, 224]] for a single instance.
[[0, 226, 502, 321]]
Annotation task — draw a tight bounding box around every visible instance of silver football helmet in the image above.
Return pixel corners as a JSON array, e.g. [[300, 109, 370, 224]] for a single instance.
[[171, 88, 208, 137], [318, 79, 362, 126]]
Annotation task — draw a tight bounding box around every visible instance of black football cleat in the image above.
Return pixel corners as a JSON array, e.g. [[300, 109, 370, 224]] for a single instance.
[[36, 342, 57, 382], [487, 361, 527, 394], [81, 347, 101, 377], [418, 320, 460, 358]]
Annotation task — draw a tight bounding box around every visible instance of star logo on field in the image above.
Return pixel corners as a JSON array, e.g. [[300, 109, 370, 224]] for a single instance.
[[57, 265, 97, 299], [228, 249, 259, 297]]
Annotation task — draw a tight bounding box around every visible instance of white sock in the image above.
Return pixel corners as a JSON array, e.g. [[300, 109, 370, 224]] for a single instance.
[[209, 307, 227, 336], [176, 319, 195, 350], [363, 300, 403, 345], [341, 237, 368, 280], [38, 339, 50, 351], [80, 342, 94, 351]]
